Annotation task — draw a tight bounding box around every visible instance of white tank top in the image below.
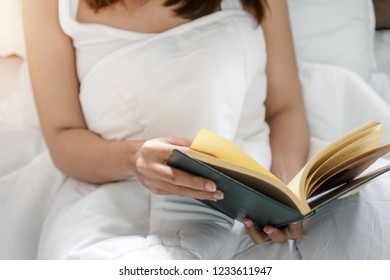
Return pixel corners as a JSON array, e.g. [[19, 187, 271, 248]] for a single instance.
[[58, 0, 271, 168]]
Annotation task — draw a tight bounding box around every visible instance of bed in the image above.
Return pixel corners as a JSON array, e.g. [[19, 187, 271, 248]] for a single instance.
[[1, 0, 390, 260]]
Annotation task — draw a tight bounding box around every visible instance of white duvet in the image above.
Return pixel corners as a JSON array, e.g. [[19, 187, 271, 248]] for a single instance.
[[1, 57, 390, 260], [1, 3, 390, 259]]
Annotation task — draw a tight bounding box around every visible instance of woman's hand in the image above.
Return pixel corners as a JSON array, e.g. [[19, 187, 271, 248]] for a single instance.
[[243, 219, 303, 244], [134, 136, 224, 201]]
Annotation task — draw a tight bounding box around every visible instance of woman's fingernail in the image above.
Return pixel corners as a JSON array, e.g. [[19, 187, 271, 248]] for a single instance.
[[263, 226, 273, 235], [243, 219, 253, 228], [213, 191, 224, 200], [205, 182, 216, 192]]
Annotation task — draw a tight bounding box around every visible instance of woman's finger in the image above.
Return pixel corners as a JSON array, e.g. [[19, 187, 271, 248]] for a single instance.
[[244, 219, 270, 244], [171, 184, 224, 201], [263, 225, 289, 244], [286, 222, 303, 240], [141, 174, 224, 201], [153, 163, 218, 192], [140, 137, 192, 162], [137, 159, 219, 194], [263, 222, 303, 244]]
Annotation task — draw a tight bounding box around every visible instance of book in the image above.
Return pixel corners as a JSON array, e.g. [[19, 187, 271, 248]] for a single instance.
[[167, 122, 390, 228]]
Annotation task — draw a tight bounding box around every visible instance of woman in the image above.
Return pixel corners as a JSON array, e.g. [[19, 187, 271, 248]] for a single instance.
[[23, 0, 309, 259]]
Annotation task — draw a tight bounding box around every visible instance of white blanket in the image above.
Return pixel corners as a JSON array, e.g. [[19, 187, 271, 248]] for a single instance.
[[1, 58, 390, 259]]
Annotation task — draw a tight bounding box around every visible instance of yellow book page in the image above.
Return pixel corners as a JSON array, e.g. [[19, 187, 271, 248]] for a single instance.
[[305, 129, 385, 196], [287, 121, 382, 202], [307, 144, 390, 198], [190, 128, 281, 182], [306, 122, 382, 179]]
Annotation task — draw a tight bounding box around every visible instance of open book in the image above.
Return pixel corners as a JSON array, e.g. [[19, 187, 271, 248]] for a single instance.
[[168, 122, 390, 228]]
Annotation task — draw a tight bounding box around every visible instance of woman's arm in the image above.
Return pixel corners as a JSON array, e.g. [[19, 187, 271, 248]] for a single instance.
[[24, 0, 138, 184], [262, 0, 309, 184], [244, 0, 309, 243], [23, 0, 220, 200]]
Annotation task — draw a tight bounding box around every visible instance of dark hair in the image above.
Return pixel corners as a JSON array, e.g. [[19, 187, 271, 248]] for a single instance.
[[87, 0, 267, 23]]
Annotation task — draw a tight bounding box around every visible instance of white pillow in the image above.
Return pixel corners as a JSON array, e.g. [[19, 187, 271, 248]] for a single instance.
[[0, 0, 25, 58], [288, 0, 376, 81]]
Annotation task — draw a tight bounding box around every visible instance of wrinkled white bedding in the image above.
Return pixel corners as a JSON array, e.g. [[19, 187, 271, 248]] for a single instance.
[[2, 0, 389, 260], [372, 30, 390, 105], [1, 55, 390, 259]]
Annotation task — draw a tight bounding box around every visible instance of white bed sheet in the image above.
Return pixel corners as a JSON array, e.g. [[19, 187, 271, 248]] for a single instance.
[[375, 30, 390, 81], [371, 30, 390, 105], [1, 54, 390, 260], [0, 56, 23, 102], [0, 1, 389, 258], [0, 57, 48, 259]]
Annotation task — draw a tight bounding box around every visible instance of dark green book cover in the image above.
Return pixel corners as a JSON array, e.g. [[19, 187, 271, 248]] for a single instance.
[[168, 149, 390, 229], [168, 149, 305, 228]]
